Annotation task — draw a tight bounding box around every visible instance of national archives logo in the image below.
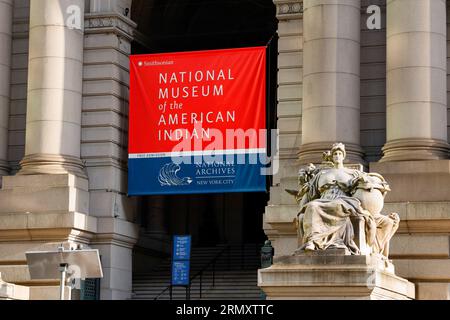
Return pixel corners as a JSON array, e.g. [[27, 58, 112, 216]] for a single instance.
[[158, 163, 193, 187]]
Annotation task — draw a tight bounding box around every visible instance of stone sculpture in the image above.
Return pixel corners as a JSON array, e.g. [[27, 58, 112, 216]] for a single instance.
[[289, 143, 400, 257]]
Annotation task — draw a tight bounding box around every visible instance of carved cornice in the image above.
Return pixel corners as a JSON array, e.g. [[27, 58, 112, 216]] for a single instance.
[[274, 0, 303, 20], [84, 12, 137, 41]]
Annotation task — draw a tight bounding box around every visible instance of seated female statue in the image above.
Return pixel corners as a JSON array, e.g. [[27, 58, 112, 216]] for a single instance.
[[294, 143, 398, 256]]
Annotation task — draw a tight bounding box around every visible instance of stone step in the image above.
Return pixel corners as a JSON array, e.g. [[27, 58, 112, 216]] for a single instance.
[[132, 296, 261, 300], [132, 245, 262, 300], [133, 273, 257, 282]]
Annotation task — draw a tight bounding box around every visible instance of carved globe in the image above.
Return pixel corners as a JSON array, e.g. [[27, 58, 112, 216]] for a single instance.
[[352, 174, 388, 216], [353, 188, 384, 216]]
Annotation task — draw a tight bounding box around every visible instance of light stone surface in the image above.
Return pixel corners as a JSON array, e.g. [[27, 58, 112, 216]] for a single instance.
[[0, 174, 90, 215], [371, 160, 450, 202], [0, 174, 97, 287], [29, 286, 71, 300], [390, 235, 450, 258], [371, 159, 450, 299], [266, 0, 305, 260], [383, 0, 450, 161], [416, 283, 450, 300], [21, 0, 86, 176], [0, 242, 80, 263], [393, 259, 450, 280], [258, 252, 415, 300], [273, 3, 304, 188], [300, 0, 364, 164], [0, 272, 29, 300]]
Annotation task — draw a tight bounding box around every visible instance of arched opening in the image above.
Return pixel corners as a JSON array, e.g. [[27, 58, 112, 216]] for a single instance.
[[130, 1, 278, 295]]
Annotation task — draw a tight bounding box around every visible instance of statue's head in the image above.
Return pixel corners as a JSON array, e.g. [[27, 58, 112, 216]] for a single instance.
[[330, 143, 346, 164]]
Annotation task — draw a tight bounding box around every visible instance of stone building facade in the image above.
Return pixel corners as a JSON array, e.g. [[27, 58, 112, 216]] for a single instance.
[[0, 0, 449, 300]]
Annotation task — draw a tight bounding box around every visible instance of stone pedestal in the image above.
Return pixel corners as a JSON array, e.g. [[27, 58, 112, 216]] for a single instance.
[[258, 251, 415, 300], [0, 174, 96, 299], [369, 160, 450, 300]]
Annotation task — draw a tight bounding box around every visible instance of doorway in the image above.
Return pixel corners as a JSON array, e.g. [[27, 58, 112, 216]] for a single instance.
[[131, 0, 278, 248]]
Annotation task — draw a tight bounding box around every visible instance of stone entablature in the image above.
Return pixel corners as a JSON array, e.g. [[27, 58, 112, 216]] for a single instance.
[[85, 12, 136, 41], [274, 0, 303, 20]]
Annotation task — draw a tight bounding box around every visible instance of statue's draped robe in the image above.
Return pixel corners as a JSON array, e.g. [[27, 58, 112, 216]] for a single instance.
[[372, 214, 398, 257], [299, 170, 376, 255]]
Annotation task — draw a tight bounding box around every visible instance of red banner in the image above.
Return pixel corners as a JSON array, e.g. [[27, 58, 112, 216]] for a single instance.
[[129, 47, 267, 195], [129, 47, 266, 154]]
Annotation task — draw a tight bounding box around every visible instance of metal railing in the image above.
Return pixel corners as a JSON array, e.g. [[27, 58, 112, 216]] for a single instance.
[[152, 243, 263, 300], [187, 244, 231, 300], [153, 244, 231, 300]]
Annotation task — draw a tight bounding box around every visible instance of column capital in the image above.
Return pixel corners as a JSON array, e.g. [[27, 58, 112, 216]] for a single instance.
[[274, 0, 303, 20]]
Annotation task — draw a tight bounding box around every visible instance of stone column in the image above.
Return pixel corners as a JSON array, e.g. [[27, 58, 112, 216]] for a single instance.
[[299, 0, 364, 164], [0, 0, 13, 176], [19, 0, 86, 176], [382, 0, 449, 161]]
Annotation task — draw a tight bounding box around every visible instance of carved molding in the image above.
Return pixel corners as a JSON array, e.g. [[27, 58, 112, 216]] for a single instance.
[[274, 0, 303, 20], [84, 12, 137, 40]]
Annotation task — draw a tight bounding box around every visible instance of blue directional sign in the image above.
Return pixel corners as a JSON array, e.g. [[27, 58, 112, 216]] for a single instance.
[[171, 235, 191, 287], [171, 260, 190, 286], [172, 235, 191, 261]]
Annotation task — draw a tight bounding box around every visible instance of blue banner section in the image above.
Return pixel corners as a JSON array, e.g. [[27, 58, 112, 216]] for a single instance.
[[128, 154, 267, 196], [173, 236, 191, 261], [172, 260, 190, 286]]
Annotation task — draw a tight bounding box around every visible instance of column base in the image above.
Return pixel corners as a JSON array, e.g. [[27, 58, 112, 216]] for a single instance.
[[0, 159, 9, 176], [298, 142, 366, 166], [258, 250, 415, 300], [380, 138, 450, 162], [19, 154, 87, 178]]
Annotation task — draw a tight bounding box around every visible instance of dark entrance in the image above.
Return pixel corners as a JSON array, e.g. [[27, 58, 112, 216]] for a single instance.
[[131, 0, 278, 248]]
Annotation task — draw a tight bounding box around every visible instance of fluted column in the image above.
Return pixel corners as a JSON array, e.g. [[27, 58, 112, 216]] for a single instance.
[[299, 0, 364, 164], [0, 0, 13, 176], [19, 0, 86, 176], [382, 0, 449, 161]]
